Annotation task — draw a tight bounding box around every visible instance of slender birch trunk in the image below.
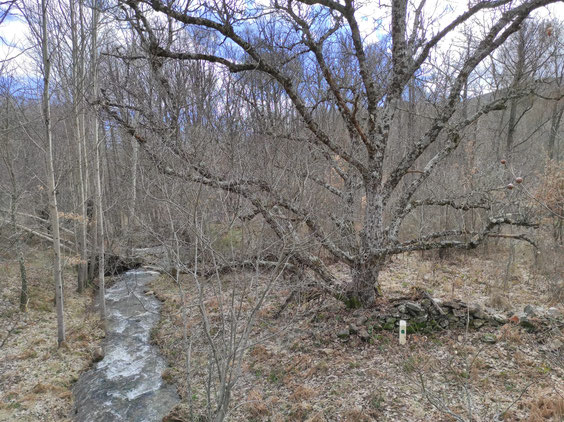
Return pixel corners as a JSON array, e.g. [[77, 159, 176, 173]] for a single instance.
[[127, 122, 138, 253], [548, 101, 563, 161], [91, 0, 105, 319], [3, 136, 29, 312], [70, 0, 88, 292], [40, 0, 65, 345], [505, 29, 525, 155], [77, 0, 95, 284]]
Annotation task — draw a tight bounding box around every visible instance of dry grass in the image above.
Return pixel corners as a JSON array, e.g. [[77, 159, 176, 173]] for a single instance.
[[151, 250, 564, 421], [289, 385, 317, 402], [0, 249, 104, 422], [527, 394, 564, 421], [245, 390, 270, 418]]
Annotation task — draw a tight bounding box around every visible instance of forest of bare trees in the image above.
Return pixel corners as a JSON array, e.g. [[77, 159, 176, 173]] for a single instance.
[[0, 0, 563, 420]]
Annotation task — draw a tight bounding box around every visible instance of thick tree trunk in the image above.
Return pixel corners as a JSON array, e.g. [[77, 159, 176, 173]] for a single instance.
[[348, 179, 384, 306], [348, 263, 381, 308]]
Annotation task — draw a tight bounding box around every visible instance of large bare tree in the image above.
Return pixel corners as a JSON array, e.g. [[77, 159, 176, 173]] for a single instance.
[[106, 0, 557, 306]]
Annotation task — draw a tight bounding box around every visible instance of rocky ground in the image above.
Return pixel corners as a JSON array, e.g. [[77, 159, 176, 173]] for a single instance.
[[151, 250, 564, 422], [0, 249, 104, 422]]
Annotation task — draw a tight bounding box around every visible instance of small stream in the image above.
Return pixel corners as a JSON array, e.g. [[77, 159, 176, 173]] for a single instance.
[[73, 270, 179, 421]]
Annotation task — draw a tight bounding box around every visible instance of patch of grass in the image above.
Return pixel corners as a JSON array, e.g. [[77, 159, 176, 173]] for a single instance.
[[0, 248, 105, 421], [209, 224, 244, 253], [527, 394, 564, 421], [406, 319, 440, 334], [504, 381, 516, 391], [402, 356, 420, 374], [245, 390, 270, 418], [457, 370, 469, 379], [268, 368, 283, 384], [17, 349, 38, 359], [537, 364, 551, 374], [374, 334, 390, 344], [289, 401, 313, 420], [289, 385, 316, 402], [368, 392, 384, 410]]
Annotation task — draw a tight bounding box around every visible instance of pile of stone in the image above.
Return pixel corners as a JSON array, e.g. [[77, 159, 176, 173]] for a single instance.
[[336, 295, 562, 341]]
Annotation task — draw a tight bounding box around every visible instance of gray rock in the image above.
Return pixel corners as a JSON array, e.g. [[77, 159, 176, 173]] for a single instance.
[[447, 313, 458, 322], [469, 303, 482, 315], [356, 316, 368, 326], [413, 314, 428, 323], [472, 319, 485, 328], [477, 310, 488, 320], [547, 307, 561, 318], [482, 333, 497, 344], [92, 346, 104, 363], [546, 339, 563, 352], [453, 308, 467, 318], [469, 304, 487, 320], [444, 301, 461, 309], [438, 318, 449, 329], [397, 304, 407, 314], [517, 314, 535, 330], [524, 305, 537, 316], [349, 324, 359, 335], [359, 328, 370, 341], [492, 314, 507, 325], [337, 328, 350, 339], [406, 302, 424, 315]]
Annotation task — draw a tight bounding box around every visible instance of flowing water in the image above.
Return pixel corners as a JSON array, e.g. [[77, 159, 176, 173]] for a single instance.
[[73, 270, 179, 421]]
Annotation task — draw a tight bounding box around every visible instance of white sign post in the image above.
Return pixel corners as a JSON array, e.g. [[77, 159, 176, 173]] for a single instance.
[[399, 320, 407, 345]]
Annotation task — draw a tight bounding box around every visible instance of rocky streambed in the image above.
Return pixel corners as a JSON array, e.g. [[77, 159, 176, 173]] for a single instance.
[[73, 270, 178, 421]]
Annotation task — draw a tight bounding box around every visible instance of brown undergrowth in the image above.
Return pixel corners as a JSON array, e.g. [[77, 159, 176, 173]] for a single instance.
[[151, 250, 563, 421], [0, 248, 105, 422]]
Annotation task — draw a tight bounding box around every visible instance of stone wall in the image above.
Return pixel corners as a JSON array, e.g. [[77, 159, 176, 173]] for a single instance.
[[338, 294, 562, 342]]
